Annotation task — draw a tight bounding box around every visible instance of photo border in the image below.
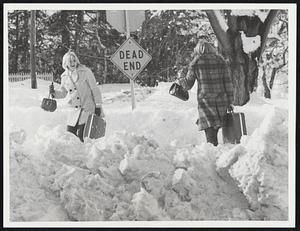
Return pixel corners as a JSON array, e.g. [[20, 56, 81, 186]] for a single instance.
[[3, 3, 297, 228]]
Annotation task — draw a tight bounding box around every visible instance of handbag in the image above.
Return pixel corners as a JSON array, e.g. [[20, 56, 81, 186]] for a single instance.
[[41, 93, 57, 112], [169, 82, 189, 101]]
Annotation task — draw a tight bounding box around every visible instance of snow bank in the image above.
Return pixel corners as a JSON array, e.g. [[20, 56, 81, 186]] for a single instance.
[[9, 126, 68, 221], [216, 106, 288, 220], [7, 79, 289, 221], [9, 124, 251, 221]]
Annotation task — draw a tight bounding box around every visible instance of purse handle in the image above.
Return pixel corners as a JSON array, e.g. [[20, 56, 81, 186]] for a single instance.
[[49, 82, 54, 99]]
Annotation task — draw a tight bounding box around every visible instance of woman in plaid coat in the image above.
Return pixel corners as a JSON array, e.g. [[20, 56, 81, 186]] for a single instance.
[[177, 38, 234, 146]]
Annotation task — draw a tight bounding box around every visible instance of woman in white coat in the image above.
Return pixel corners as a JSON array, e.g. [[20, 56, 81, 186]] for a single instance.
[[49, 51, 104, 142]]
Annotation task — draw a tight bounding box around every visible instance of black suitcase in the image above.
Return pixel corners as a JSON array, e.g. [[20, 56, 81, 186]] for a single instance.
[[83, 114, 106, 139], [222, 112, 247, 144]]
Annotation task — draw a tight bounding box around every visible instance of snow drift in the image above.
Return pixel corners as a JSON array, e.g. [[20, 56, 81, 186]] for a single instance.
[[7, 79, 289, 221]]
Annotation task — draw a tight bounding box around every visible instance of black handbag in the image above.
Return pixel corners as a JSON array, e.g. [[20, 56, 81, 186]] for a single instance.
[[41, 93, 57, 112], [169, 83, 189, 101]]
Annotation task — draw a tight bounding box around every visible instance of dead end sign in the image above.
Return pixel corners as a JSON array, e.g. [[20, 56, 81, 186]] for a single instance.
[[110, 37, 152, 81]]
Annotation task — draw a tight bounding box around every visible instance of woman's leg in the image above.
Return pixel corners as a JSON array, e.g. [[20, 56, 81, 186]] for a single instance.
[[76, 124, 85, 143], [204, 127, 219, 146], [67, 123, 84, 142], [67, 125, 77, 136]]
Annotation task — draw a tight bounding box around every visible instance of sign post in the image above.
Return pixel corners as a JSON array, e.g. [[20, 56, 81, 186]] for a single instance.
[[125, 11, 136, 110], [109, 10, 152, 111]]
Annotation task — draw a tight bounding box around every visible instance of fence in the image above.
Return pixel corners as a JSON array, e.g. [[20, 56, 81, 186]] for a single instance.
[[8, 73, 53, 82]]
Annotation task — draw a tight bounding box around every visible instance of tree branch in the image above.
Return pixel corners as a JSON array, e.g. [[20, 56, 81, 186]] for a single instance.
[[204, 10, 232, 55], [64, 25, 76, 41], [77, 53, 107, 60], [282, 47, 288, 65], [73, 17, 106, 50], [95, 27, 106, 50], [258, 10, 279, 61], [84, 11, 96, 21], [95, 11, 106, 51]]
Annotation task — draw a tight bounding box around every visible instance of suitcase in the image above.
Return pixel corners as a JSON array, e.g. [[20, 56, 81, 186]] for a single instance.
[[83, 114, 106, 139], [222, 112, 247, 144]]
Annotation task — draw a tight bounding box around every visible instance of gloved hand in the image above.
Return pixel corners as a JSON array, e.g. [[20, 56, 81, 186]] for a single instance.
[[228, 104, 234, 112], [174, 79, 180, 85], [95, 107, 101, 116], [49, 83, 55, 97]]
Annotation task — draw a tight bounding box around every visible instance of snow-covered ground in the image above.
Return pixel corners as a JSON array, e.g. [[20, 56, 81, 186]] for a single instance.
[[6, 78, 289, 222]]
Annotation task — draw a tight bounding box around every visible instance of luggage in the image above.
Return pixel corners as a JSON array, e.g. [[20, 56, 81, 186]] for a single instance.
[[83, 114, 106, 139], [222, 111, 247, 144], [41, 94, 57, 112], [169, 83, 189, 101]]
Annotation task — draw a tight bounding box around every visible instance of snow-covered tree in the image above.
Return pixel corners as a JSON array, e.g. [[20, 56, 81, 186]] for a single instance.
[[260, 10, 288, 99], [205, 10, 278, 105], [137, 10, 215, 86]]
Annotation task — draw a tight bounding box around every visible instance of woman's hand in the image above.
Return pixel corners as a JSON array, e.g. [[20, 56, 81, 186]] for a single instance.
[[95, 106, 105, 118], [95, 107, 101, 116], [174, 79, 180, 85], [228, 104, 234, 112]]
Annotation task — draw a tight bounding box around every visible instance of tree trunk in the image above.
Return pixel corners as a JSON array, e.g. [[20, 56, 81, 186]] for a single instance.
[[269, 47, 287, 90], [269, 67, 277, 90], [262, 67, 271, 98], [30, 10, 37, 89], [103, 49, 108, 84], [21, 11, 30, 72], [14, 13, 19, 72], [61, 11, 70, 53], [205, 10, 278, 106], [75, 11, 83, 52]]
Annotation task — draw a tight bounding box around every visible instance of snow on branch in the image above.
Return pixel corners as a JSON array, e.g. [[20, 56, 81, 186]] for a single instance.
[[240, 31, 261, 54], [231, 10, 269, 22]]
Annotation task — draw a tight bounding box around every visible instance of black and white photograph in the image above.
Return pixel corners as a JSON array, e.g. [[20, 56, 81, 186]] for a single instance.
[[3, 3, 296, 228]]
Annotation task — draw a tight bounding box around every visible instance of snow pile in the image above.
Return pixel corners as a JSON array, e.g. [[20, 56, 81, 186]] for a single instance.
[[9, 126, 68, 221], [103, 87, 156, 104], [10, 126, 251, 221], [7, 79, 289, 221], [216, 106, 288, 220]]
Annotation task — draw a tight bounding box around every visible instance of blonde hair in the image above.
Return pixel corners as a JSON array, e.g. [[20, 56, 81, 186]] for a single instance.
[[62, 51, 80, 70]]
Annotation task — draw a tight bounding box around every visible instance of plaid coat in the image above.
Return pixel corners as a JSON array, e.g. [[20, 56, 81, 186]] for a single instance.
[[178, 53, 234, 131]]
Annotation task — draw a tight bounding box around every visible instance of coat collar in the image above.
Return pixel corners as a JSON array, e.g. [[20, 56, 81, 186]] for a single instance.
[[62, 64, 87, 82]]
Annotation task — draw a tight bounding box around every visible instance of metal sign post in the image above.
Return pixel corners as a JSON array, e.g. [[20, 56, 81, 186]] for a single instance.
[[109, 10, 152, 111], [125, 10, 136, 110]]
